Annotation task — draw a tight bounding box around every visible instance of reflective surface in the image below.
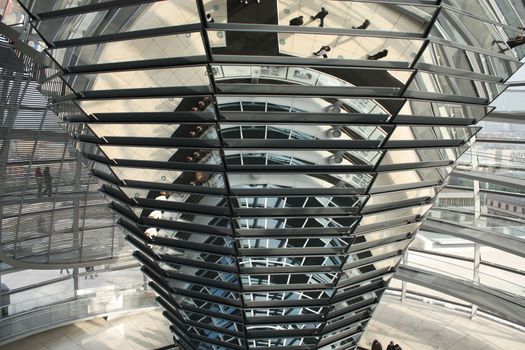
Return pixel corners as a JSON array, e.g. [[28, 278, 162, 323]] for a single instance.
[[12, 0, 525, 349]]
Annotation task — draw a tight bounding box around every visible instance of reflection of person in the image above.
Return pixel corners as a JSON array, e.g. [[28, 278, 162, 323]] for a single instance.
[[84, 266, 96, 279], [35, 167, 43, 197], [493, 35, 525, 53], [0, 282, 9, 318], [372, 339, 383, 350], [353, 19, 370, 30], [313, 45, 331, 58], [311, 7, 328, 27], [326, 100, 343, 113], [289, 16, 304, 26], [37, 215, 45, 233], [155, 192, 169, 201], [145, 227, 158, 238], [367, 49, 388, 60], [43, 166, 52, 197]]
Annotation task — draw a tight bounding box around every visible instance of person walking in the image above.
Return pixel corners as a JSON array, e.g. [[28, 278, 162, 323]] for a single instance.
[[311, 7, 328, 27], [289, 15, 304, 26], [353, 19, 370, 30], [371, 339, 383, 350], [313, 45, 331, 58], [35, 166, 43, 197], [493, 34, 525, 53], [386, 341, 396, 350], [43, 166, 52, 197], [367, 49, 388, 60]]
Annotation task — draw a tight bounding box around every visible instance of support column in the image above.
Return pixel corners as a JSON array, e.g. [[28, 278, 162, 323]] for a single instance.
[[401, 252, 408, 302], [471, 140, 481, 319]]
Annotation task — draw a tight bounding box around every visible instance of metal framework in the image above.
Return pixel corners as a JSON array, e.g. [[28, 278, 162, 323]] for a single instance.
[[0, 35, 125, 268], [13, 0, 525, 349]]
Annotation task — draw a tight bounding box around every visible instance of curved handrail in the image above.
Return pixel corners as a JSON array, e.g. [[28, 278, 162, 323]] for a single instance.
[[0, 283, 157, 345]]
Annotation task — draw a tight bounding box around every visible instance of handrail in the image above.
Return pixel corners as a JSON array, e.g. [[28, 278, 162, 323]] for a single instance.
[[0, 284, 156, 346], [384, 288, 525, 332], [396, 265, 525, 326], [409, 247, 525, 276], [3, 282, 147, 318], [2, 262, 139, 299]]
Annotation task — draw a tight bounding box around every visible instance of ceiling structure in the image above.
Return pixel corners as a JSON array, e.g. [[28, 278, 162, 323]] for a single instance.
[[1, 0, 524, 349]]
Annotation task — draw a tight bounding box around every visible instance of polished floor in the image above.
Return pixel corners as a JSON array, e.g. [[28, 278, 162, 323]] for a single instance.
[[0, 309, 173, 350], [359, 294, 525, 350], [2, 294, 524, 350]]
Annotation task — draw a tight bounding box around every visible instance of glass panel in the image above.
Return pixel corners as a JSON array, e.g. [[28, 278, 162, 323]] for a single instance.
[[100, 146, 222, 164], [48, 32, 206, 68], [418, 41, 521, 81], [254, 1, 436, 33], [397, 100, 490, 119], [224, 150, 383, 168], [216, 95, 392, 115], [232, 195, 365, 210], [220, 124, 387, 142], [111, 167, 225, 188], [213, 65, 410, 87], [380, 147, 466, 166], [34, 0, 200, 42], [77, 96, 215, 114], [365, 187, 438, 208], [358, 204, 433, 227], [210, 31, 423, 64], [432, 7, 525, 59], [372, 167, 452, 191], [388, 126, 477, 142], [228, 173, 373, 191], [407, 71, 505, 101], [234, 216, 357, 231], [89, 123, 218, 138], [64, 66, 209, 91]]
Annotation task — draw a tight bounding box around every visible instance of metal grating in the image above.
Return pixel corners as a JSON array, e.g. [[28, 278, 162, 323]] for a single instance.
[[0, 37, 128, 267]]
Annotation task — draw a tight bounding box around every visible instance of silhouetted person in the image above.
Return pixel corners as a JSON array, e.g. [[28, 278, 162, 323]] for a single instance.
[[353, 19, 370, 30], [372, 339, 383, 350], [394, 344, 402, 350], [367, 49, 388, 60], [35, 166, 43, 197], [37, 215, 45, 233], [206, 13, 214, 23], [386, 341, 395, 350], [313, 45, 331, 58], [60, 268, 70, 274], [0, 282, 9, 317], [493, 34, 525, 53], [311, 7, 328, 27], [85, 266, 96, 279], [43, 166, 52, 197], [289, 15, 304, 26]]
